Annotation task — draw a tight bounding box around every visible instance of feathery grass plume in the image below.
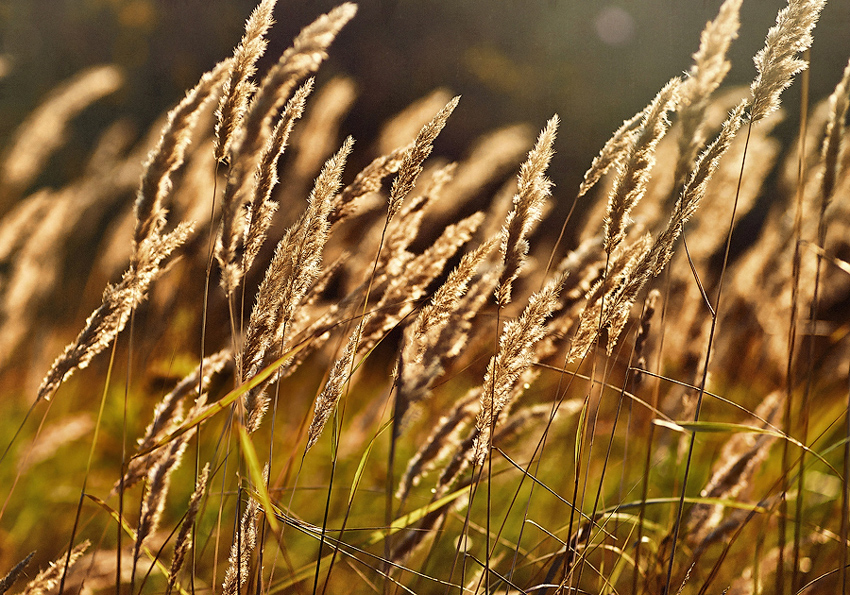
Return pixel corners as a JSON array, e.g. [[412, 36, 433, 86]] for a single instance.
[[221, 494, 260, 595], [305, 315, 368, 453], [396, 389, 479, 502], [328, 147, 408, 227], [568, 233, 652, 359], [379, 164, 457, 274], [285, 77, 357, 195], [474, 273, 565, 464], [442, 267, 500, 358], [396, 414, 521, 561], [675, 0, 742, 190], [651, 101, 748, 277], [577, 108, 647, 200], [683, 109, 781, 264], [378, 88, 454, 154], [216, 78, 316, 296], [165, 463, 210, 595], [240, 79, 313, 282], [602, 78, 679, 256], [135, 350, 230, 456], [363, 211, 485, 353], [118, 351, 228, 491], [0, 65, 123, 207], [570, 100, 748, 362], [213, 0, 277, 164], [37, 221, 193, 401], [496, 115, 558, 307], [0, 552, 33, 595], [819, 57, 850, 208], [133, 428, 194, 570], [749, 0, 827, 123], [240, 137, 354, 431], [239, 3, 358, 163], [685, 391, 782, 547], [134, 60, 230, 254], [397, 237, 498, 425], [19, 541, 90, 595], [387, 96, 460, 223]]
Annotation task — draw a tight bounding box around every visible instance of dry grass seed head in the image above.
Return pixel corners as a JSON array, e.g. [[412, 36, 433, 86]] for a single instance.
[[166, 463, 210, 595], [305, 315, 369, 453], [37, 220, 193, 401], [475, 273, 565, 464], [387, 96, 460, 223], [213, 0, 277, 164], [819, 57, 850, 211], [241, 137, 354, 431], [675, 0, 742, 189], [284, 76, 357, 197], [396, 388, 479, 502], [19, 541, 90, 595], [239, 79, 314, 283], [221, 494, 260, 595], [602, 78, 679, 256], [329, 146, 408, 227], [238, 3, 357, 163], [496, 114, 559, 307], [133, 429, 194, 567], [397, 236, 499, 425], [568, 232, 652, 360], [749, 0, 826, 123], [134, 60, 230, 253]]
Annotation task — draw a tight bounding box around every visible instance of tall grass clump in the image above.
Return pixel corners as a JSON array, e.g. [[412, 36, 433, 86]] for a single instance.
[[2, 0, 850, 594]]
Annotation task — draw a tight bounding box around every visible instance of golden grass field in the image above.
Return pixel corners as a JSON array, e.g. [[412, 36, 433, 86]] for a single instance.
[[1, 0, 850, 593]]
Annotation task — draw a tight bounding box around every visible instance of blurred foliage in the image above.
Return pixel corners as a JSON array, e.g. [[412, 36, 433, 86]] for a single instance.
[[3, 0, 849, 202]]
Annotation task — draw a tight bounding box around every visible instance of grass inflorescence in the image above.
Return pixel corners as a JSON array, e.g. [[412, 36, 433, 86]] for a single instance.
[[1, 1, 850, 594]]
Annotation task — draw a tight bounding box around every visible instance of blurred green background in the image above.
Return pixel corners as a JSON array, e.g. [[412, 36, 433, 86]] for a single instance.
[[1, 0, 849, 210]]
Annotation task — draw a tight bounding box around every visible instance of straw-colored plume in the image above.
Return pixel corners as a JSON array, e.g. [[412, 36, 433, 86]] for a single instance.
[[166, 463, 210, 595], [134, 60, 229, 252], [19, 541, 90, 595], [819, 57, 850, 208], [239, 3, 358, 161], [37, 221, 193, 401], [214, 0, 277, 164], [305, 316, 368, 453], [396, 389, 479, 502], [240, 137, 354, 431], [329, 146, 407, 227], [241, 79, 313, 282], [133, 430, 193, 569], [474, 273, 565, 464], [285, 76, 357, 194], [221, 495, 260, 595], [603, 78, 679, 255], [675, 0, 742, 189], [397, 237, 498, 424], [388, 96, 460, 223], [216, 5, 356, 296], [749, 0, 826, 123], [496, 115, 558, 307]]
